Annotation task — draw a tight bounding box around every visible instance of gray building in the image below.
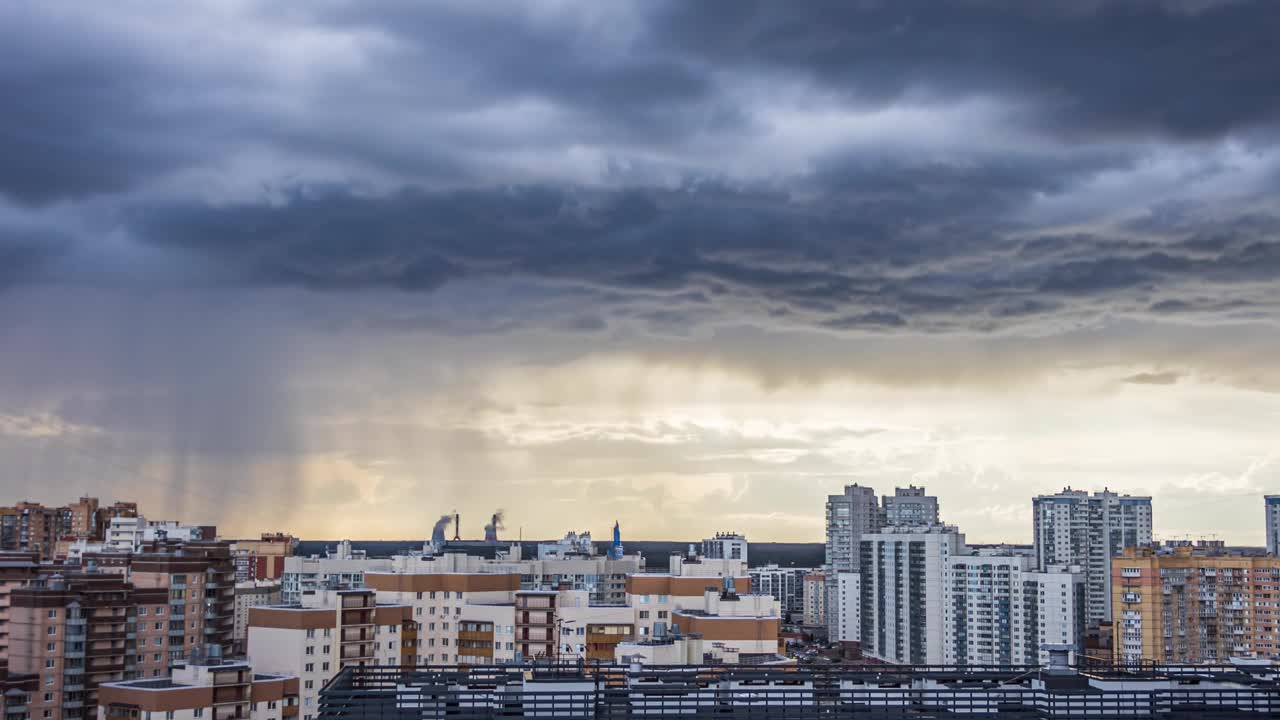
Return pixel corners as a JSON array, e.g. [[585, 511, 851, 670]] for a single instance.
[[882, 486, 940, 527], [859, 525, 967, 665], [1032, 488, 1152, 627], [1267, 495, 1280, 557], [824, 485, 882, 637], [748, 564, 810, 617]]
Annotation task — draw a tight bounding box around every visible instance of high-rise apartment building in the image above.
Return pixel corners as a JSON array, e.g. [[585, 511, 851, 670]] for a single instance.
[[825, 485, 881, 637], [800, 572, 825, 627], [1113, 545, 1280, 664], [859, 525, 966, 665], [833, 572, 860, 645], [747, 565, 808, 617], [97, 658, 299, 720], [882, 486, 940, 527], [1032, 488, 1152, 626], [247, 589, 414, 720], [943, 552, 1085, 666], [1267, 495, 1279, 557], [9, 573, 152, 720], [0, 552, 40, 662], [701, 533, 748, 564], [129, 544, 237, 665]]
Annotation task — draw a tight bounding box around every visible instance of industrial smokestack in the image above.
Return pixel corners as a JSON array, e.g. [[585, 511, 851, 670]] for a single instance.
[[430, 514, 453, 547], [483, 509, 505, 543], [452, 511, 461, 541]]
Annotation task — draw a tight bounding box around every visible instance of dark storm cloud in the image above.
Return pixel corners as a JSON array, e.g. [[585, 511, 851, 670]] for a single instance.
[[0, 0, 1278, 336], [655, 0, 1280, 139], [126, 161, 1280, 333]]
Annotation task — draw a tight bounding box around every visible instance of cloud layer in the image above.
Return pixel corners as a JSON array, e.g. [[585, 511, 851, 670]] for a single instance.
[[2, 0, 1278, 542]]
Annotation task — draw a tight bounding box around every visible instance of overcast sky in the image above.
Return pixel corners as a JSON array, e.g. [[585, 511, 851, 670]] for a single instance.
[[3, 0, 1279, 543]]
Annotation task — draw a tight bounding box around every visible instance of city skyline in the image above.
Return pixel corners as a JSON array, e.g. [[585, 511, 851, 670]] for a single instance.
[[4, 1, 1280, 543]]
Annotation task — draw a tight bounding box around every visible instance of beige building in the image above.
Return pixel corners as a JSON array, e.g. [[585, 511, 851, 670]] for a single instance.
[[1113, 545, 1280, 664], [246, 589, 414, 720], [801, 572, 825, 627], [0, 552, 40, 663], [97, 659, 298, 720]]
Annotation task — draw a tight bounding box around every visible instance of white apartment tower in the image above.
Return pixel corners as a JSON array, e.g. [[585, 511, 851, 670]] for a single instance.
[[859, 525, 966, 665], [1032, 488, 1152, 626], [825, 485, 881, 637], [882, 486, 940, 527], [1267, 495, 1280, 557], [701, 532, 748, 564], [943, 552, 1086, 666]]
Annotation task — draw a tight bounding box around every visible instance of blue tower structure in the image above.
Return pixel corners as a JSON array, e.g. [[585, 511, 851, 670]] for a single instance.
[[609, 520, 624, 560]]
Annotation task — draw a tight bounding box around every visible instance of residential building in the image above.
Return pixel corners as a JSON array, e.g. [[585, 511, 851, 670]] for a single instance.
[[1112, 545, 1280, 665], [0, 504, 63, 560], [833, 572, 860, 644], [943, 552, 1085, 666], [231, 535, 297, 583], [859, 525, 966, 665], [800, 572, 825, 627], [747, 565, 808, 617], [67, 499, 99, 541], [824, 485, 881, 638], [232, 583, 282, 654], [361, 570, 521, 665], [8, 572, 155, 720], [882, 486, 940, 528], [97, 657, 298, 720], [669, 589, 781, 664], [0, 552, 40, 662], [129, 544, 236, 665], [1032, 488, 1153, 627], [280, 543, 391, 605], [700, 533, 748, 565], [246, 589, 414, 720], [319, 658, 1280, 718], [1267, 495, 1279, 557], [0, 665, 37, 720]]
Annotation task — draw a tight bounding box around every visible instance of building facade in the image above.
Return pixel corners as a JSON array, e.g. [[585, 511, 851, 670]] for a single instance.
[[859, 526, 966, 665], [943, 553, 1085, 666], [825, 485, 881, 637], [800, 572, 825, 627], [246, 589, 413, 720], [1267, 495, 1279, 558], [882, 486, 940, 528], [232, 583, 282, 654], [700, 533, 748, 565], [97, 659, 298, 720], [1032, 488, 1153, 627], [833, 572, 860, 644], [747, 565, 808, 617], [1112, 545, 1280, 665]]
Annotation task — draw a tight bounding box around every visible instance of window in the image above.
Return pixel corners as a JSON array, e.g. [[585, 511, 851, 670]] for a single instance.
[[322, 645, 330, 653], [305, 680, 313, 690], [429, 592, 437, 600], [306, 629, 316, 639], [268, 702, 277, 709], [638, 611, 649, 619], [139, 607, 147, 616], [304, 663, 314, 672], [321, 662, 330, 672], [46, 642, 54, 651], [47, 610, 57, 619], [156, 607, 165, 615], [305, 646, 314, 656], [193, 710, 203, 718], [415, 608, 422, 616], [166, 712, 174, 720], [429, 607, 436, 615], [45, 660, 54, 669], [43, 693, 52, 703], [154, 653, 161, 661], [47, 626, 56, 636], [454, 592, 462, 600]]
